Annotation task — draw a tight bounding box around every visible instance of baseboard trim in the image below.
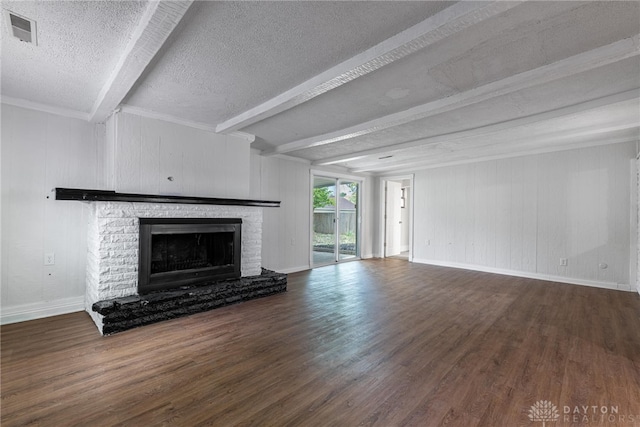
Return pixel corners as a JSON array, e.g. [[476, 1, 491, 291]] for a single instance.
[[1, 296, 85, 325], [412, 259, 633, 292], [275, 265, 310, 274], [3, 262, 629, 325]]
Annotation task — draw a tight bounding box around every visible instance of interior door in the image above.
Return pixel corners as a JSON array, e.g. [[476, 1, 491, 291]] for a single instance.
[[385, 181, 402, 257]]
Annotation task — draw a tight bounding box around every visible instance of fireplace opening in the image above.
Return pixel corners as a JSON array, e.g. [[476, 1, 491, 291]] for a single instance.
[[139, 218, 241, 294], [150, 232, 235, 274]]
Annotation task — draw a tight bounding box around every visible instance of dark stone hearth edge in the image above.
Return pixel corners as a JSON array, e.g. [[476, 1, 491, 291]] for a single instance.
[[92, 269, 287, 335]]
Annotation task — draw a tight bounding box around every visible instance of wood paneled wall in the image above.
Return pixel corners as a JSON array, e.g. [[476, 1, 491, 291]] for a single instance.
[[1, 105, 103, 318], [1, 108, 252, 323], [413, 142, 636, 289], [250, 153, 311, 273], [250, 151, 374, 273], [110, 112, 251, 198]]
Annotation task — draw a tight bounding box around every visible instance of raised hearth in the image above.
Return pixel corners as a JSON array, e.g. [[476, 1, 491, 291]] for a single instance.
[[93, 269, 287, 335]]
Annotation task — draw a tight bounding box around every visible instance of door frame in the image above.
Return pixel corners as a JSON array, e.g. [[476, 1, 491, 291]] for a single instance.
[[310, 170, 364, 267], [379, 174, 414, 261]]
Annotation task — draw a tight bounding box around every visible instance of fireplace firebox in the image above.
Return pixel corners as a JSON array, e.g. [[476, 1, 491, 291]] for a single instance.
[[138, 218, 242, 294]]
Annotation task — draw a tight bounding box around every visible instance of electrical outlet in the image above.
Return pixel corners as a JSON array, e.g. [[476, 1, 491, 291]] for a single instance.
[[44, 252, 55, 265], [559, 258, 568, 266]]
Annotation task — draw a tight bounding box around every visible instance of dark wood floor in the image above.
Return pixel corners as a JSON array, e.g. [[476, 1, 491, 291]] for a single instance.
[[2, 259, 640, 426]]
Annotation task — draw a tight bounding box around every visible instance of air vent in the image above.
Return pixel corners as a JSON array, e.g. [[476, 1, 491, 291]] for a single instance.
[[4, 10, 37, 45]]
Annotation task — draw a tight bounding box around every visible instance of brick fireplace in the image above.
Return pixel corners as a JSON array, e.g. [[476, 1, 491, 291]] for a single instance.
[[84, 201, 266, 332]]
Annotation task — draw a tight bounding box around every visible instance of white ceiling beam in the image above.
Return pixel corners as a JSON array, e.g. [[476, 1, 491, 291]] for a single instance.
[[349, 125, 640, 173], [89, 1, 194, 123], [215, 1, 523, 134], [264, 34, 640, 157], [312, 89, 640, 166]]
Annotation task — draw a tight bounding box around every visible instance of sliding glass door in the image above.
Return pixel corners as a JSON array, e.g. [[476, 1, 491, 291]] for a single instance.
[[312, 177, 337, 265], [312, 176, 360, 266], [337, 180, 359, 261]]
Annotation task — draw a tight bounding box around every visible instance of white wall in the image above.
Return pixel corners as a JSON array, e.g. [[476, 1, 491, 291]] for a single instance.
[[111, 113, 382, 276], [1, 107, 377, 323], [1, 105, 104, 322], [0, 106, 374, 323], [412, 142, 636, 290], [110, 111, 251, 198], [250, 153, 310, 273], [250, 150, 373, 273]]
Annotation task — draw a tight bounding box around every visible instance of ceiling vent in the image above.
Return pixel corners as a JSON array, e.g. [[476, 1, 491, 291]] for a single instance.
[[4, 10, 37, 45]]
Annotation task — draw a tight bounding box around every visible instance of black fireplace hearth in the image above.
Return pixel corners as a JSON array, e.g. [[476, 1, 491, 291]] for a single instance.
[[93, 269, 287, 335]]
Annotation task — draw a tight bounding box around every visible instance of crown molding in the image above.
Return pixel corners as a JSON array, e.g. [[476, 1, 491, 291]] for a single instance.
[[228, 131, 256, 143], [119, 104, 217, 132], [1, 96, 89, 121], [118, 104, 255, 143]]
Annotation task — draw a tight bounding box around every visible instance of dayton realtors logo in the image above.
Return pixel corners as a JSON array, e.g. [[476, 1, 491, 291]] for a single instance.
[[528, 400, 639, 425], [529, 400, 560, 426]]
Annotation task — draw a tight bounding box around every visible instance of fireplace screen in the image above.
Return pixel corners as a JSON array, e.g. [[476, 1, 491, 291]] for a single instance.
[[150, 232, 235, 274], [139, 218, 241, 293]]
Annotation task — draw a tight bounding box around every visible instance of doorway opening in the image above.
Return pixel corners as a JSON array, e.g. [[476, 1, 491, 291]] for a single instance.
[[312, 175, 361, 266], [381, 176, 413, 260]]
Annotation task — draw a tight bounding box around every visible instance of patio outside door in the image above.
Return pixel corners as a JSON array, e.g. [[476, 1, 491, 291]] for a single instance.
[[312, 176, 360, 266]]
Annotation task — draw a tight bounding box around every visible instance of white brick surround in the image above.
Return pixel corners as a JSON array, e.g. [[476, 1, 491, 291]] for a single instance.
[[85, 202, 263, 327]]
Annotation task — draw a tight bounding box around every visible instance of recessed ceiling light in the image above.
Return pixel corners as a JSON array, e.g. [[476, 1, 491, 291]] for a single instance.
[[4, 10, 37, 45]]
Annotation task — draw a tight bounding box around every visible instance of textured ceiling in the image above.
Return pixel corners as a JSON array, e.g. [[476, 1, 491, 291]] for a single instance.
[[1, 1, 147, 113], [123, 1, 454, 123], [290, 58, 640, 162], [1, 1, 638, 174], [245, 1, 640, 145]]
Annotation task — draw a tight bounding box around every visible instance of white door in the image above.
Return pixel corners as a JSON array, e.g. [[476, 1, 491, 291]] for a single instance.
[[385, 181, 402, 257]]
